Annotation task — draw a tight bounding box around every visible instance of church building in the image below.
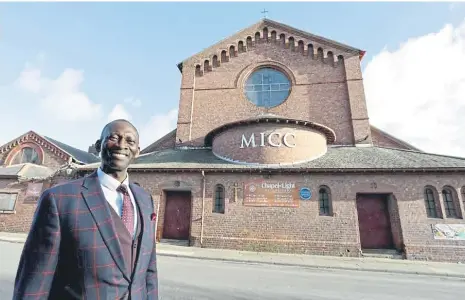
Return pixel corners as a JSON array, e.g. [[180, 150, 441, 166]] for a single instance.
[[1, 19, 465, 262]]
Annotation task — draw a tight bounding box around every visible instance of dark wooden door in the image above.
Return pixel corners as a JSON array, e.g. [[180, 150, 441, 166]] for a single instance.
[[163, 191, 192, 240], [356, 194, 394, 249]]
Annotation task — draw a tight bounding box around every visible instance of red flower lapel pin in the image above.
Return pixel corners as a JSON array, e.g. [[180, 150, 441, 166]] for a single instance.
[[150, 213, 157, 221]]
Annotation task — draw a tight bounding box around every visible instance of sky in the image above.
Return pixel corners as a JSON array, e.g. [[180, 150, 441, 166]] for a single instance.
[[0, 2, 464, 157]]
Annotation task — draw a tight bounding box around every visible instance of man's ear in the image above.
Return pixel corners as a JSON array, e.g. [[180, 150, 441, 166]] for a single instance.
[[95, 139, 101, 154], [134, 146, 140, 159]]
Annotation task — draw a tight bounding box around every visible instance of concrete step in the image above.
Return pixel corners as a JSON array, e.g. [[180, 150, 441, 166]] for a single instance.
[[159, 239, 190, 247], [362, 249, 404, 259]]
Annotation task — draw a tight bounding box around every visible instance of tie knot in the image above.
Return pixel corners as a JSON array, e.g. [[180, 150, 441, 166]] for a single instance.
[[117, 185, 129, 195]]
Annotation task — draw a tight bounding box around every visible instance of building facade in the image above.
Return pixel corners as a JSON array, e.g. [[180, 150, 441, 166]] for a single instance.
[[1, 19, 465, 262]]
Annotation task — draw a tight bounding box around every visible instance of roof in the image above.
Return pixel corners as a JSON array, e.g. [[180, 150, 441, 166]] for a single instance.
[[177, 18, 365, 73], [76, 146, 465, 173], [370, 125, 422, 152], [0, 130, 100, 165], [140, 129, 177, 154], [0, 163, 54, 179], [43, 136, 100, 164]]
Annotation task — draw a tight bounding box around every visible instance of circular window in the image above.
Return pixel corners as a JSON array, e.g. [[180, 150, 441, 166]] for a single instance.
[[244, 67, 291, 108], [11, 147, 40, 165]]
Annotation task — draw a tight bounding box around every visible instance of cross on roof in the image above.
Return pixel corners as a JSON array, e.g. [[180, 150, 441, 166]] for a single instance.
[[261, 9, 268, 19]]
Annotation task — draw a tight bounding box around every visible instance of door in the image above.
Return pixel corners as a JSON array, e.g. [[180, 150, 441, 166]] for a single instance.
[[163, 191, 192, 240], [356, 194, 394, 249]]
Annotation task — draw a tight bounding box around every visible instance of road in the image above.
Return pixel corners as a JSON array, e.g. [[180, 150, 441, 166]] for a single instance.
[[1, 241, 464, 300]]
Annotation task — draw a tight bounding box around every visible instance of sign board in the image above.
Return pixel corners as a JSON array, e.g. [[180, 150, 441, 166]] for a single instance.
[[24, 183, 44, 204], [240, 132, 296, 148], [0, 193, 18, 211], [432, 224, 465, 240], [243, 179, 308, 207]]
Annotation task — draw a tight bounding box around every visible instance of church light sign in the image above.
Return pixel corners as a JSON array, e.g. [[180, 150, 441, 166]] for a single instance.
[[240, 132, 296, 148]]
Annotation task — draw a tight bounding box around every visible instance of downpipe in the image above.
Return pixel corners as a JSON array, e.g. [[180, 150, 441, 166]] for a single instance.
[[200, 170, 206, 247]]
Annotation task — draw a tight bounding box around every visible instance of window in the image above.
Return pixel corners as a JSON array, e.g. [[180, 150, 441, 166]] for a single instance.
[[424, 187, 438, 218], [0, 193, 18, 213], [318, 186, 331, 216], [442, 188, 457, 218], [244, 67, 291, 108], [213, 184, 225, 214], [11, 147, 40, 165]]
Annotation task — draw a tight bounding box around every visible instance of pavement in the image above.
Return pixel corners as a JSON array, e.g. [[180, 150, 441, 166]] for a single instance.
[[1, 231, 465, 279], [3, 241, 464, 300]]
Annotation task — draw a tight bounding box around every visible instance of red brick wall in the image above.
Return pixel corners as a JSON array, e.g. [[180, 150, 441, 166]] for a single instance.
[[371, 128, 414, 150], [2, 171, 464, 262], [129, 171, 465, 262], [176, 24, 372, 148]]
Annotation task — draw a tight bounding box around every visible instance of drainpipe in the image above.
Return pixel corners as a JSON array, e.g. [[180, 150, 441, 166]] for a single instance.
[[200, 170, 206, 247], [154, 196, 160, 243]]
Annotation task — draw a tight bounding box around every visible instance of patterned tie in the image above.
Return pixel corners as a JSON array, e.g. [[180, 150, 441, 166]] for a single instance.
[[117, 185, 134, 237]]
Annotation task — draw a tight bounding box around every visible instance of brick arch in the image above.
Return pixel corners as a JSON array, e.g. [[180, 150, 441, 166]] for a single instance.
[[233, 59, 297, 89], [5, 141, 45, 166]]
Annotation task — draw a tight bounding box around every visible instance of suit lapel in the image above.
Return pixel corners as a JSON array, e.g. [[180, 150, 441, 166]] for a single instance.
[[129, 183, 151, 271], [81, 171, 130, 282]]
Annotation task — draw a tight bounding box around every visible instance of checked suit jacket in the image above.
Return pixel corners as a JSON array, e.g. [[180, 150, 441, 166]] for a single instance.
[[13, 171, 158, 300]]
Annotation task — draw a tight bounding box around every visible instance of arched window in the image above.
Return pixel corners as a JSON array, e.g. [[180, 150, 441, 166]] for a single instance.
[[318, 186, 331, 216], [279, 33, 286, 45], [246, 36, 253, 49], [238, 41, 245, 53], [11, 147, 40, 165], [195, 65, 202, 76], [270, 31, 277, 42], [204, 60, 210, 73], [221, 50, 227, 63], [424, 187, 438, 218], [308, 44, 314, 58], [442, 187, 457, 218], [263, 27, 268, 41], [229, 45, 235, 58], [212, 55, 219, 68], [213, 184, 225, 214], [317, 47, 324, 61], [298, 40, 304, 54], [327, 51, 334, 65], [288, 37, 295, 51]]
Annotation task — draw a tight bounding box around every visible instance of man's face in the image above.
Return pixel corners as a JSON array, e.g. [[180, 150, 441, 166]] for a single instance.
[[99, 121, 140, 172]]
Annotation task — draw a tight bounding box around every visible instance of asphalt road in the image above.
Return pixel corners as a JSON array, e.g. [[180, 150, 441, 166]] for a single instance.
[[1, 241, 464, 300]]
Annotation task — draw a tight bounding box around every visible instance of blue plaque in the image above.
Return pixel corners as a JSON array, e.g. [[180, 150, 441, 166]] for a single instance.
[[300, 187, 311, 200]]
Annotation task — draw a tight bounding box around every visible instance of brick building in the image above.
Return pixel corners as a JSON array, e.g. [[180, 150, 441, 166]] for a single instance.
[[1, 19, 465, 262]]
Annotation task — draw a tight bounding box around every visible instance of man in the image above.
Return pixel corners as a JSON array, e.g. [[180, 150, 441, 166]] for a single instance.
[[14, 119, 158, 300]]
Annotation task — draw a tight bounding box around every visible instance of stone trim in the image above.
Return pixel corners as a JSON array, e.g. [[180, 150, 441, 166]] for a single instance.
[[204, 116, 337, 147]]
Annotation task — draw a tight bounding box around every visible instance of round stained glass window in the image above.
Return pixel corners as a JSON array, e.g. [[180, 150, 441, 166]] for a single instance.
[[244, 67, 291, 108]]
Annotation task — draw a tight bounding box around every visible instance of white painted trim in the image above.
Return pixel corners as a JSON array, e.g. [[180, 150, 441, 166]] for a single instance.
[[211, 147, 328, 168]]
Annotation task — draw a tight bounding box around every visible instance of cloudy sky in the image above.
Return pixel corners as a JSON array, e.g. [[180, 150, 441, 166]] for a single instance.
[[0, 2, 464, 157]]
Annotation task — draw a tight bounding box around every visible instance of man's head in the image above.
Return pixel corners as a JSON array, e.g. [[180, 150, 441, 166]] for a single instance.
[[95, 119, 140, 177]]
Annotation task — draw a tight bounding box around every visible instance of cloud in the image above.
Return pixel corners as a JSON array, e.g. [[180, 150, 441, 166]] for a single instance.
[[363, 21, 465, 157], [14, 66, 102, 122], [124, 97, 142, 108], [107, 104, 132, 122], [139, 109, 178, 149]]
